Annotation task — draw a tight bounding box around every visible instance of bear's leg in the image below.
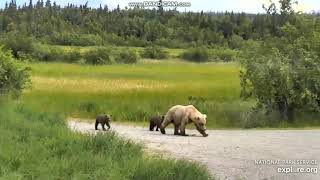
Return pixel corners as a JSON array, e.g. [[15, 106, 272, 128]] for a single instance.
[[95, 121, 99, 130], [156, 120, 162, 131], [102, 122, 107, 131], [106, 121, 111, 130], [174, 124, 180, 135], [179, 122, 189, 136], [149, 122, 155, 131]]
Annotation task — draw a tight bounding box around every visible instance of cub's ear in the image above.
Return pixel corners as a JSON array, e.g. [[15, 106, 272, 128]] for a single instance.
[[203, 114, 207, 119]]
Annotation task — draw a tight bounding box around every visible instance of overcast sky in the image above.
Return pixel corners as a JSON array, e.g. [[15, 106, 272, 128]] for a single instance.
[[1, 0, 319, 13]]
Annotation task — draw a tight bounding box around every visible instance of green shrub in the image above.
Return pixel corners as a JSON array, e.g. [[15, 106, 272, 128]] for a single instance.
[[240, 110, 265, 129], [63, 50, 81, 63], [180, 47, 209, 62], [84, 48, 111, 65], [228, 35, 244, 49], [2, 32, 34, 59], [210, 48, 238, 62], [32, 45, 82, 63], [155, 38, 190, 49], [142, 46, 167, 59], [240, 42, 320, 121], [50, 33, 103, 46], [31, 44, 63, 62], [126, 36, 149, 47], [115, 49, 139, 64], [0, 46, 30, 96], [103, 33, 126, 46], [47, 47, 64, 61]]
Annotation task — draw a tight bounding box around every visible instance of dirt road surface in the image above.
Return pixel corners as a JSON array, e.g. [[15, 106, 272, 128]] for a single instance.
[[68, 119, 320, 180]]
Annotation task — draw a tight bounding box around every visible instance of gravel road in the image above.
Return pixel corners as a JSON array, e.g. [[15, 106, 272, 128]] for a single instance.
[[68, 119, 320, 180]]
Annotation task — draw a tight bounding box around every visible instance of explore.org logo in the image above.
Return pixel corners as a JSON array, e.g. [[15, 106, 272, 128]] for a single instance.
[[254, 159, 318, 174]]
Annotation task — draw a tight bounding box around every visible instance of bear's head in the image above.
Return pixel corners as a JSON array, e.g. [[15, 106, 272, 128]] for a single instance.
[[194, 114, 206, 129], [105, 114, 112, 122], [194, 114, 208, 136]]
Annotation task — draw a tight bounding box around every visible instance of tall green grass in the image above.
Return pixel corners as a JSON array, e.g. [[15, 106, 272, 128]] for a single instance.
[[0, 100, 212, 179], [24, 61, 248, 128], [23, 61, 319, 128]]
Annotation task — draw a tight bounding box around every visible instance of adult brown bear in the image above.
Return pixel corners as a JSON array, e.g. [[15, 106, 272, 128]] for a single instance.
[[160, 105, 208, 137]]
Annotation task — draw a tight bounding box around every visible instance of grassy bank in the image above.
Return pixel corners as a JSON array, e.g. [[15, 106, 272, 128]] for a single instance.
[[0, 100, 212, 179]]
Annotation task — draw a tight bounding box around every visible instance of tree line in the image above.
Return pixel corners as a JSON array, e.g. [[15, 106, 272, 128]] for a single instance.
[[0, 0, 319, 48]]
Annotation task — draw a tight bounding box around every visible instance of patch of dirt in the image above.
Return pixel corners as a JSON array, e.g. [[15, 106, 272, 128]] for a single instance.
[[68, 119, 320, 180]]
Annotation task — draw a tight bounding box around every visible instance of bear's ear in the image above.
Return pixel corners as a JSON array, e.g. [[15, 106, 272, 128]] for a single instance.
[[203, 114, 207, 119]]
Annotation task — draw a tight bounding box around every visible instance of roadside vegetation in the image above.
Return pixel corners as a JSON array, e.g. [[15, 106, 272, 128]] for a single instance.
[[0, 43, 212, 180], [0, 100, 212, 180]]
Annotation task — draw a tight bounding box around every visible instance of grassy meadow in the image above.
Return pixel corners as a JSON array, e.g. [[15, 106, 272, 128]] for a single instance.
[[22, 61, 251, 128], [21, 55, 320, 129]]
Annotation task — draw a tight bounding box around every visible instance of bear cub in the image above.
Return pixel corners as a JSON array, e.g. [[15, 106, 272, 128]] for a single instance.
[[95, 114, 112, 131], [149, 115, 165, 131]]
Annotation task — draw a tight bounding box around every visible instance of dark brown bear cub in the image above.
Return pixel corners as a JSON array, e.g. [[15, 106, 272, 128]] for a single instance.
[[149, 115, 165, 131], [95, 114, 111, 131]]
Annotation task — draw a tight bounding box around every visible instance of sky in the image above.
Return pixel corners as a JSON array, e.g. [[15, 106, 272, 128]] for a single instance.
[[1, 0, 319, 13]]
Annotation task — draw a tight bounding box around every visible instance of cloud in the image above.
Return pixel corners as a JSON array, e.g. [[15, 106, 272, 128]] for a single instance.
[[293, 2, 313, 13]]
